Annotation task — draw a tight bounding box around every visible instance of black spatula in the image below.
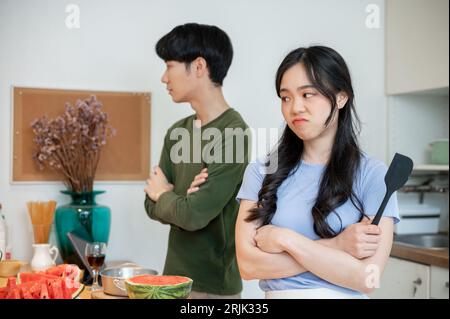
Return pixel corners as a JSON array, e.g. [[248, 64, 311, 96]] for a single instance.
[[371, 153, 414, 225]]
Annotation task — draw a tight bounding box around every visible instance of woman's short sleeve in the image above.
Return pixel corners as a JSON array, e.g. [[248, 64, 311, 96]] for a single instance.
[[236, 159, 266, 203]]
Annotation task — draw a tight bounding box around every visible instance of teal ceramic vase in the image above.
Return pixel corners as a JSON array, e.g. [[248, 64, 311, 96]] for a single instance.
[[54, 190, 111, 266]]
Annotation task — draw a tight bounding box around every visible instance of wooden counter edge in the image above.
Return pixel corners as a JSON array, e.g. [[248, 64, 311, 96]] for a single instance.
[[391, 243, 449, 268]]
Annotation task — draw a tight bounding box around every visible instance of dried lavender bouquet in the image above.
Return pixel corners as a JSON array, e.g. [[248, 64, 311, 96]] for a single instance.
[[31, 95, 116, 193]]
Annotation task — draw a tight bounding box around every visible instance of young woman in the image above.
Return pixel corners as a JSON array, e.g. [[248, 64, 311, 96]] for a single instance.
[[235, 46, 399, 299]]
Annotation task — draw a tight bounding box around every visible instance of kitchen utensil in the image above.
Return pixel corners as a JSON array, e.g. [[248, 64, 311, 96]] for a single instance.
[[372, 153, 414, 225], [100, 265, 158, 296]]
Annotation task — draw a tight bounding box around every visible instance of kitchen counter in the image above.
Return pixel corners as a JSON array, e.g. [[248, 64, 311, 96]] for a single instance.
[[391, 243, 449, 268]]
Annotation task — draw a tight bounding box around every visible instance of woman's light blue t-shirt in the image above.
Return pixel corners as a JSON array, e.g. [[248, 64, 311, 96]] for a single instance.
[[236, 154, 400, 296]]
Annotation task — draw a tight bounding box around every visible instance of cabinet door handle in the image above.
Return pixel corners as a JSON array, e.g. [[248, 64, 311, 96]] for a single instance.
[[413, 278, 422, 297], [445, 282, 449, 289]]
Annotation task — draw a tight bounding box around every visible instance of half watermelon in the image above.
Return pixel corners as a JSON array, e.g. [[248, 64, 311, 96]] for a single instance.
[[125, 275, 193, 299]]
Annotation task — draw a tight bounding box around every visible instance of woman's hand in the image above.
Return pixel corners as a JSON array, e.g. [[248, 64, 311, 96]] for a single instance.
[[254, 224, 293, 254], [335, 217, 381, 259], [186, 168, 208, 195], [254, 217, 381, 258]]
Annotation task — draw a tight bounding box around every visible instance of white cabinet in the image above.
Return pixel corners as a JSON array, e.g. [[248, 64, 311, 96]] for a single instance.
[[430, 266, 449, 299], [369, 257, 449, 299], [385, 0, 449, 166], [386, 0, 449, 95], [369, 257, 430, 298]]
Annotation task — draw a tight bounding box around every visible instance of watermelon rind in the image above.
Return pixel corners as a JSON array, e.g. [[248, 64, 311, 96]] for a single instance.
[[71, 284, 85, 299], [125, 276, 193, 299]]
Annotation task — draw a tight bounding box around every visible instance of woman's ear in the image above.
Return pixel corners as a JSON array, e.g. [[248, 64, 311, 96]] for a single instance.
[[336, 92, 348, 109]]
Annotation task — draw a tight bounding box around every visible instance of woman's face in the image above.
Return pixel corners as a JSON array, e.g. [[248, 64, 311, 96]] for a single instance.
[[279, 63, 342, 142]]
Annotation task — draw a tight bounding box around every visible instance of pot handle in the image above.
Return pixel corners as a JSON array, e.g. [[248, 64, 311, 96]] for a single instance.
[[117, 262, 141, 268], [113, 278, 127, 291]]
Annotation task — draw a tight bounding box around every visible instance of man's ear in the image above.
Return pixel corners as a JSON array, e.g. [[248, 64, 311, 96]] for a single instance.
[[193, 57, 208, 78], [336, 92, 348, 109]]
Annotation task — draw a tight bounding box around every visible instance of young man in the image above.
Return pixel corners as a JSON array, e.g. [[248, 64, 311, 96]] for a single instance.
[[144, 23, 250, 299]]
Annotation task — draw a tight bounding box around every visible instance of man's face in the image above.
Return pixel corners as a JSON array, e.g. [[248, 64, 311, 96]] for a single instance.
[[161, 61, 196, 103]]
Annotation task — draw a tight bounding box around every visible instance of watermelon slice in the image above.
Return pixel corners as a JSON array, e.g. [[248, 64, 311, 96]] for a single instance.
[[50, 280, 64, 299], [27, 281, 42, 299], [40, 282, 49, 299], [21, 286, 34, 299], [6, 277, 16, 289], [45, 264, 67, 277], [0, 287, 8, 299], [0, 264, 85, 299], [125, 275, 193, 299], [18, 272, 59, 283], [45, 264, 82, 283], [7, 287, 21, 299]]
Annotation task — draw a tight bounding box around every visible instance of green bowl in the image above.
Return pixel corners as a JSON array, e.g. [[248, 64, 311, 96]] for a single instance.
[[430, 139, 449, 165]]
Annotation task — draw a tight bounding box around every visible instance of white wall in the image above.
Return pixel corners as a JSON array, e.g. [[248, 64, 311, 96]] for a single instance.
[[388, 94, 449, 165], [0, 0, 386, 298]]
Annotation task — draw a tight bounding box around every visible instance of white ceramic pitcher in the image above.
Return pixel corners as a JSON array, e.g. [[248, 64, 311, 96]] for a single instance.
[[31, 243, 59, 272]]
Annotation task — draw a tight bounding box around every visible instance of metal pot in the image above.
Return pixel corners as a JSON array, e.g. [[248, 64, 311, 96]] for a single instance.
[[100, 264, 158, 296]]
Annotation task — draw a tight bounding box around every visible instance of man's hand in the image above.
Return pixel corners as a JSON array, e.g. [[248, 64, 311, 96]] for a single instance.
[[335, 217, 381, 259], [186, 168, 208, 195], [144, 166, 174, 202]]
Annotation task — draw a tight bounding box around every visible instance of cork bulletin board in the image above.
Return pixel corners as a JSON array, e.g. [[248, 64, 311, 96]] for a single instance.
[[12, 87, 151, 182]]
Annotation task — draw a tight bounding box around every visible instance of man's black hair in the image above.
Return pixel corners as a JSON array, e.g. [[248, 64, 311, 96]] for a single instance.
[[156, 23, 233, 86]]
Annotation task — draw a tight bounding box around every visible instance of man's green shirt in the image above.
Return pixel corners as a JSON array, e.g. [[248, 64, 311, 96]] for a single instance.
[[145, 108, 250, 294]]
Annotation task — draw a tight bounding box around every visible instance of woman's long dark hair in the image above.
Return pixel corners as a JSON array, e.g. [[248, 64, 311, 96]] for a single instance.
[[246, 46, 367, 238]]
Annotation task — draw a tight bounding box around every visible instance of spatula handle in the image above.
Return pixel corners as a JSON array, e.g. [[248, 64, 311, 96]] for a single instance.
[[371, 191, 392, 225]]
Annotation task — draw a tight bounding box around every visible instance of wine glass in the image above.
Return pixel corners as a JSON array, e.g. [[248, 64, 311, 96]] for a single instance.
[[85, 242, 107, 292]]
